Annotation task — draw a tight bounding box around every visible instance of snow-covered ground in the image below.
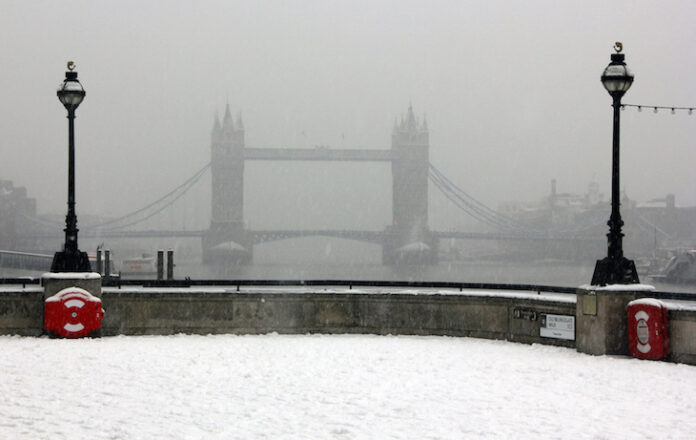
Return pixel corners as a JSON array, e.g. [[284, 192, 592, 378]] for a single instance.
[[1, 334, 695, 439]]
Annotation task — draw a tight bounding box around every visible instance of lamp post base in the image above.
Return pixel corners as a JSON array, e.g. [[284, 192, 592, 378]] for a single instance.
[[50, 250, 92, 273], [591, 256, 639, 286]]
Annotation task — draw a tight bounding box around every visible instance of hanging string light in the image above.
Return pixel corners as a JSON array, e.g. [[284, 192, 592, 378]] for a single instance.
[[621, 103, 695, 114]]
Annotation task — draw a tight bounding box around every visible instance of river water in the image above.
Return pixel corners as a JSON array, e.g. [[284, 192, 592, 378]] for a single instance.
[[3, 239, 694, 293]]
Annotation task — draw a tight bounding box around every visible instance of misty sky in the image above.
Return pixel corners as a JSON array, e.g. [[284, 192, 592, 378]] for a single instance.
[[1, 0, 695, 232]]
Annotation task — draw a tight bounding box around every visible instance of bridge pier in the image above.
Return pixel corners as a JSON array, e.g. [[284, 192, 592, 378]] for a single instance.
[[382, 226, 439, 265], [202, 222, 253, 265]]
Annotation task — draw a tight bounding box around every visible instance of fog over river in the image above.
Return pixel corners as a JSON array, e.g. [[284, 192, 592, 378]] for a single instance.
[[2, 1, 695, 295]]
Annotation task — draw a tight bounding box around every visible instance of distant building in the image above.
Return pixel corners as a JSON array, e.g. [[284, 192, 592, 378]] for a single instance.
[[498, 180, 696, 260], [0, 180, 37, 250], [499, 179, 605, 231], [629, 194, 696, 253]]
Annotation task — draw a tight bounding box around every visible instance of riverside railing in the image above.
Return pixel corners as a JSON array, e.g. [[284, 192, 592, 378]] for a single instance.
[[2, 277, 695, 300]]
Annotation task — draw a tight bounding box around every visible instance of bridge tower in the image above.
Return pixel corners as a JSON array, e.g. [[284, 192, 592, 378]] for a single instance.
[[383, 105, 438, 264], [202, 104, 253, 263]]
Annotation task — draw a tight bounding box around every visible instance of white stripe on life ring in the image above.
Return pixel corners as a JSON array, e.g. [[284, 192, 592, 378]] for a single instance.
[[64, 299, 85, 308], [634, 310, 649, 321], [64, 323, 85, 332]]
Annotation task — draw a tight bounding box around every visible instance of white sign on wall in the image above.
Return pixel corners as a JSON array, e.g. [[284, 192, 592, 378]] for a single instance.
[[540, 314, 575, 341]]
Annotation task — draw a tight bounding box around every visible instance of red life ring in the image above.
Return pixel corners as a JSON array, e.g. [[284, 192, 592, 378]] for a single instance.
[[45, 288, 104, 338]]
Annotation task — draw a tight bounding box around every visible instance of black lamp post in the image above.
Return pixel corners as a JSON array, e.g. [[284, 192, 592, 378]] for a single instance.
[[51, 61, 91, 272], [591, 43, 639, 286]]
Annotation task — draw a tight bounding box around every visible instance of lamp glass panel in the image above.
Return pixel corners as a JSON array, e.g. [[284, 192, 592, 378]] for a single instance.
[[602, 64, 633, 93], [57, 80, 85, 106]]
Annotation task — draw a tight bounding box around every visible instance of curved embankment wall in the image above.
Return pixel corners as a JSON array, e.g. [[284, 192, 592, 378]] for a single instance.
[[0, 287, 575, 348], [3, 285, 695, 364]]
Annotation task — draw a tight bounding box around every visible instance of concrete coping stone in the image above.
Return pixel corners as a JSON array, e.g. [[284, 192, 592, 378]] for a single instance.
[[579, 283, 655, 292], [41, 272, 102, 280], [102, 286, 577, 304]]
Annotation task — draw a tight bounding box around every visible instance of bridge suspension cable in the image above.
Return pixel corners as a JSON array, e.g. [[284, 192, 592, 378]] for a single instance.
[[429, 163, 610, 235], [428, 163, 538, 232], [83, 162, 211, 231], [11, 154, 668, 242], [14, 209, 63, 228], [634, 213, 671, 239]]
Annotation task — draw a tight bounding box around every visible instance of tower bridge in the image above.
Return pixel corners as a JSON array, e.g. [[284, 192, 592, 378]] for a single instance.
[[204, 104, 437, 265], [8, 105, 611, 268]]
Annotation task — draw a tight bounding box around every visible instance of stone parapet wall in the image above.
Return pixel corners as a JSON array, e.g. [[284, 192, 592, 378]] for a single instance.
[[99, 289, 575, 348], [1, 287, 575, 348], [0, 289, 43, 336], [664, 308, 696, 365], [3, 285, 695, 365]]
